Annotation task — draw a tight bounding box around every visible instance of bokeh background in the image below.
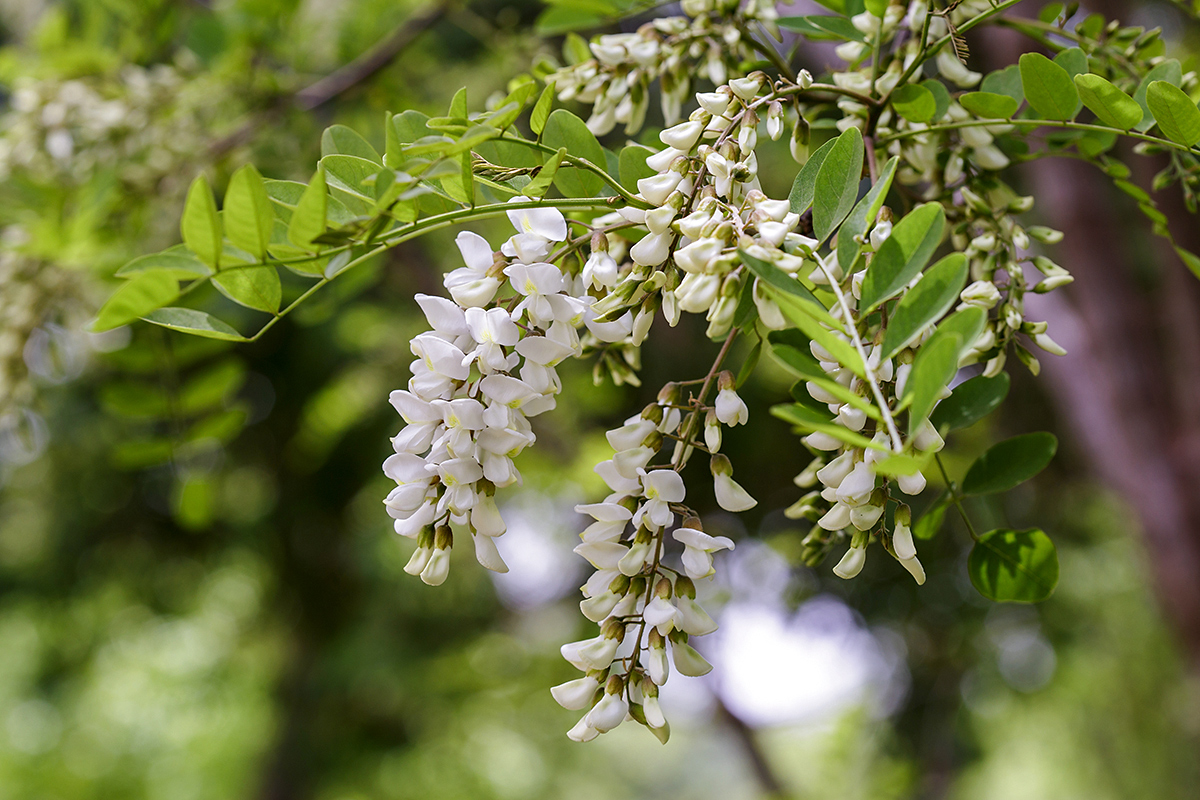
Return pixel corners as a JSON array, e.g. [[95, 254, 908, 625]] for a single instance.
[[2, 0, 1199, 798]]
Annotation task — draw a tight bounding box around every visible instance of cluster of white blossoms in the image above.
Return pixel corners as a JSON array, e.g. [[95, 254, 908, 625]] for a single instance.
[[0, 64, 218, 189], [384, 200, 593, 584], [553, 369, 757, 741], [383, 0, 1096, 742], [550, 0, 778, 135]]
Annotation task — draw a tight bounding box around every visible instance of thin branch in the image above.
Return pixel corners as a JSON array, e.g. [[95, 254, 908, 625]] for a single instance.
[[208, 1, 451, 158]]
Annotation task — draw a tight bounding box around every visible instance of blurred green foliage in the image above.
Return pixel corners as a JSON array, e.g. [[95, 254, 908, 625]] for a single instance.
[[0, 1, 1198, 798]]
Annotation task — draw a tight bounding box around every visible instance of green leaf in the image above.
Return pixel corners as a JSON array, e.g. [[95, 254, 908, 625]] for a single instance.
[[913, 498, 949, 540], [1133, 59, 1181, 132], [788, 136, 838, 214], [859, 202, 945, 312], [99, 381, 169, 418], [1146, 81, 1200, 147], [777, 15, 866, 42], [962, 431, 1057, 495], [1019, 52, 1079, 121], [224, 164, 275, 259], [1053, 47, 1088, 85], [770, 343, 880, 418], [288, 166, 328, 247], [968, 528, 1059, 602], [929, 373, 1010, 433], [618, 145, 656, 191], [921, 79, 952, 121], [871, 451, 929, 477], [531, 83, 555, 135], [903, 332, 961, 437], [180, 359, 247, 414], [142, 308, 248, 341], [891, 84, 937, 122], [1174, 246, 1200, 281], [181, 175, 221, 269], [837, 157, 898, 273], [93, 271, 179, 332], [116, 250, 212, 280], [770, 403, 887, 451], [524, 148, 565, 199], [736, 338, 762, 388], [926, 306, 986, 363], [770, 291, 865, 379], [880, 253, 968, 360], [541, 109, 605, 197], [812, 127, 864, 241], [213, 266, 282, 314], [739, 249, 842, 331], [1073, 74, 1143, 130], [981, 65, 1024, 105], [959, 91, 1019, 119], [321, 124, 382, 164]]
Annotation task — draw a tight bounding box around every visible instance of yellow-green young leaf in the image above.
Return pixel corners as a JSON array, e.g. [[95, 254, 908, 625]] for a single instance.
[[93, 271, 179, 332], [891, 83, 937, 122], [1019, 52, 1079, 121], [770, 343, 880, 418], [770, 404, 888, 451], [448, 86, 467, 119], [541, 109, 605, 197], [859, 202, 945, 312], [116, 249, 212, 280], [739, 249, 843, 331], [788, 136, 838, 214], [968, 528, 1058, 602], [903, 331, 961, 437], [179, 359, 247, 414], [142, 308, 247, 341], [920, 79, 952, 121], [770, 292, 865, 379], [1174, 246, 1200, 281], [880, 252, 968, 360], [958, 91, 1019, 119], [1146, 81, 1200, 147], [320, 124, 382, 164], [924, 305, 986, 363], [913, 498, 949, 540], [524, 148, 565, 199], [812, 126, 864, 241], [224, 165, 275, 259], [929, 373, 1010, 433], [871, 451, 930, 477], [288, 166, 328, 247], [981, 64, 1024, 105], [1134, 60, 1182, 132], [181, 175, 221, 269], [531, 83, 555, 135], [1073, 74, 1143, 130], [836, 156, 898, 273], [213, 265, 282, 314], [962, 431, 1057, 495]]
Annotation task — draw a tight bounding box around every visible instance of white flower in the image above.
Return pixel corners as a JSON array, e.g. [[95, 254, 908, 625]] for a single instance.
[[551, 676, 600, 710], [644, 596, 680, 634], [638, 468, 685, 529], [714, 473, 757, 512], [893, 519, 917, 560], [414, 293, 467, 340], [836, 461, 876, 507], [606, 417, 657, 451], [676, 596, 717, 635], [576, 502, 633, 543], [471, 495, 506, 537], [643, 695, 667, 728], [673, 526, 734, 580], [566, 717, 599, 742], [833, 545, 866, 579], [581, 591, 623, 622], [506, 197, 567, 241], [647, 639, 670, 685], [585, 691, 628, 732], [629, 231, 672, 267], [896, 469, 927, 495], [670, 639, 713, 676], [714, 387, 748, 426], [473, 533, 508, 573], [420, 547, 451, 585], [582, 250, 619, 289]]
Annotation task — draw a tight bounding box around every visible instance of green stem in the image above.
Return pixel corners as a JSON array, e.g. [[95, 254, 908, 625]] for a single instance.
[[934, 453, 980, 542], [878, 116, 1200, 157], [496, 135, 651, 208], [885, 0, 1027, 105], [242, 197, 619, 341]]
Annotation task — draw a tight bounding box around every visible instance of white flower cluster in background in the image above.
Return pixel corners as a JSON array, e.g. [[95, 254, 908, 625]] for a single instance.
[[0, 64, 219, 189]]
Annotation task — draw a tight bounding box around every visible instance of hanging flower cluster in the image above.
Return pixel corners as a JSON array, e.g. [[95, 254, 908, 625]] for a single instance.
[[550, 0, 779, 135]]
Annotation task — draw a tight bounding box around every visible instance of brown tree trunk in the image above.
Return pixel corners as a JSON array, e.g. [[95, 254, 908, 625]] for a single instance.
[[978, 17, 1200, 669]]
